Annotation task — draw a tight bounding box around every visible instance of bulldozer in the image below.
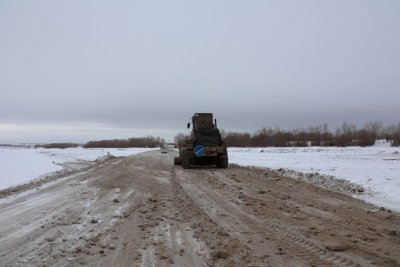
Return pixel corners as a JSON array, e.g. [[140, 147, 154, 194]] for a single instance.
[[174, 113, 228, 169]]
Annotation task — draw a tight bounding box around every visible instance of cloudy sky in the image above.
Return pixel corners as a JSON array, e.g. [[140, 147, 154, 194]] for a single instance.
[[1, 0, 399, 143]]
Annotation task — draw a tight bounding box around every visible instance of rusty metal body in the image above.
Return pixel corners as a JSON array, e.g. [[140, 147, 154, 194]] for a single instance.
[[174, 113, 228, 169]]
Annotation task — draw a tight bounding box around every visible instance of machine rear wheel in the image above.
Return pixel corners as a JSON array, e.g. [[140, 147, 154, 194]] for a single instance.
[[217, 156, 228, 168], [182, 150, 191, 169], [174, 157, 182, 165]]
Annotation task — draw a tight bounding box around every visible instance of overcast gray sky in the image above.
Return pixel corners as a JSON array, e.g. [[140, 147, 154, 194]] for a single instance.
[[1, 0, 399, 143]]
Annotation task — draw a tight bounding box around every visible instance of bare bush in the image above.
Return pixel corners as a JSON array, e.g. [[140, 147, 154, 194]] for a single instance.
[[385, 123, 400, 146], [174, 132, 190, 149], [224, 132, 252, 147]]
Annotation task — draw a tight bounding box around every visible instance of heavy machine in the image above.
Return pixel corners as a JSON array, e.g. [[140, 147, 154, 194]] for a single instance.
[[174, 113, 228, 169]]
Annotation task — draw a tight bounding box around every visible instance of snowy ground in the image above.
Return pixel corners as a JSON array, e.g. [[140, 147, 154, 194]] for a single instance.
[[2, 143, 399, 212], [0, 146, 158, 190], [228, 140, 400, 212]]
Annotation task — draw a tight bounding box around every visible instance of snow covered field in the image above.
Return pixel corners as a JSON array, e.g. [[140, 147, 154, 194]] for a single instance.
[[0, 147, 157, 190], [229, 141, 400, 212]]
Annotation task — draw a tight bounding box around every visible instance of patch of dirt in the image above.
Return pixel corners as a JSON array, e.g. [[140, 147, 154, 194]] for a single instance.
[[0, 150, 399, 266]]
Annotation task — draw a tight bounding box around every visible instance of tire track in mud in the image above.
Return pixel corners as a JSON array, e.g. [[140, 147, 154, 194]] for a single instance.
[[184, 169, 369, 267], [115, 155, 256, 266], [171, 167, 260, 267], [228, 167, 400, 266], [117, 156, 178, 265], [115, 154, 230, 266], [262, 224, 361, 267], [227, 168, 400, 267], [235, 192, 367, 267]]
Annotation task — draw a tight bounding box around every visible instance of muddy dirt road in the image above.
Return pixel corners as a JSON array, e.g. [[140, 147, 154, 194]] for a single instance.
[[0, 150, 399, 266]]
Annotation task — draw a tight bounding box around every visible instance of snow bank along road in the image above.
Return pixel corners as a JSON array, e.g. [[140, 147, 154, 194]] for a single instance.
[[228, 144, 400, 212], [0, 150, 399, 266]]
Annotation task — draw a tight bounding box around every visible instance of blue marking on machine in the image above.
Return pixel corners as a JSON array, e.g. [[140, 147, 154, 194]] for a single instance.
[[194, 145, 206, 157]]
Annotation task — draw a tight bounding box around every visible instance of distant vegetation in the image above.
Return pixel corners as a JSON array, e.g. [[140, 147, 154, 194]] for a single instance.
[[83, 136, 165, 148], [35, 143, 80, 149], [222, 121, 400, 147], [175, 121, 400, 147], [34, 136, 165, 149]]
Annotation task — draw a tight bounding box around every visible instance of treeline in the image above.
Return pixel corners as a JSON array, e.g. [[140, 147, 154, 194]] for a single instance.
[[83, 136, 165, 148], [35, 136, 165, 149], [35, 143, 80, 149], [222, 121, 400, 147]]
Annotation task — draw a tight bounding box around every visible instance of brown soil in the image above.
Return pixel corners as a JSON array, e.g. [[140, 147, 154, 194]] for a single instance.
[[0, 150, 399, 266]]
